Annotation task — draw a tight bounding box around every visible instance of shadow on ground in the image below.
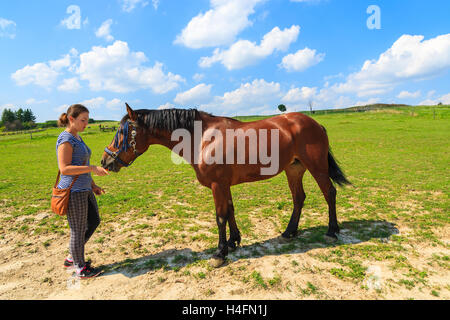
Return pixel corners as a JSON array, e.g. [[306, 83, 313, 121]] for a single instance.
[[99, 219, 399, 278]]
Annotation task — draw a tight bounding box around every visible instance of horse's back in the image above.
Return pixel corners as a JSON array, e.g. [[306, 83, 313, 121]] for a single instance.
[[197, 112, 329, 187]]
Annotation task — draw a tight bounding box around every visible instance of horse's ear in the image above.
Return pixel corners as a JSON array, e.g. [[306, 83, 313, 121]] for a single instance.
[[126, 103, 137, 121]]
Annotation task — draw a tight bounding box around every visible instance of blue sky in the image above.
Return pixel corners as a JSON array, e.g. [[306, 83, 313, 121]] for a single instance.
[[1, 0, 449, 122]]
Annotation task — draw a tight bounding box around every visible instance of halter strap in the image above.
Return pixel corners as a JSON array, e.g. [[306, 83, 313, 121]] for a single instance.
[[104, 120, 142, 167]]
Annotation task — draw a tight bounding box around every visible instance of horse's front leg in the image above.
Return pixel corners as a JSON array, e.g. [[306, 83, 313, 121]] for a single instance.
[[226, 199, 241, 251], [210, 182, 231, 268]]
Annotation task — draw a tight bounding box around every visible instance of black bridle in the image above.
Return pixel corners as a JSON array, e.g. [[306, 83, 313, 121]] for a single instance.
[[104, 119, 142, 167]]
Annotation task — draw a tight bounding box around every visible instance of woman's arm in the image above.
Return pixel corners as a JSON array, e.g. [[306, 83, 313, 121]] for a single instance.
[[58, 142, 109, 176]]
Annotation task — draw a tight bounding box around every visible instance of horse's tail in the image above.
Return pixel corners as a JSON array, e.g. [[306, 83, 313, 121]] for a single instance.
[[321, 126, 352, 187], [328, 149, 352, 187]]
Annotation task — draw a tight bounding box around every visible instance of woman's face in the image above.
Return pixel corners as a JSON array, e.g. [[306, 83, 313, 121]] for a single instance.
[[69, 112, 89, 132]]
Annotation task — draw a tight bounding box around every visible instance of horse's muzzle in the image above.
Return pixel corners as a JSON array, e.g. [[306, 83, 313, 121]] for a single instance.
[[101, 154, 120, 172]]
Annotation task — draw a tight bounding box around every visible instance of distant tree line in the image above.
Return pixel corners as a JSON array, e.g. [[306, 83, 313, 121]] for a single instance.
[[0, 107, 101, 132], [0, 108, 37, 132]]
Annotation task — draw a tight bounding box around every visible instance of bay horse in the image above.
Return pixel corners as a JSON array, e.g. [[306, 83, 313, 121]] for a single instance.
[[101, 103, 351, 267]]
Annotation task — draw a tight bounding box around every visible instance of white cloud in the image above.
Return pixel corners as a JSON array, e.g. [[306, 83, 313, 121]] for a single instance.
[[49, 54, 72, 71], [12, 41, 183, 95], [96, 19, 114, 42], [106, 98, 123, 110], [199, 25, 300, 70], [277, 33, 450, 110], [193, 73, 205, 82], [355, 97, 380, 106], [11, 52, 75, 88], [121, 0, 149, 12], [333, 34, 450, 97], [69, 48, 79, 57], [175, 0, 264, 49], [280, 47, 325, 72], [0, 18, 16, 39], [80, 97, 106, 109], [158, 102, 175, 110], [54, 97, 111, 115], [221, 79, 280, 106], [12, 63, 59, 88], [56, 97, 125, 114], [202, 79, 282, 115], [55, 104, 70, 113], [282, 86, 317, 103], [397, 90, 421, 99], [58, 77, 82, 92], [25, 98, 48, 105], [279, 84, 358, 111], [174, 83, 213, 105], [77, 40, 185, 94], [152, 0, 159, 10], [419, 93, 450, 105]]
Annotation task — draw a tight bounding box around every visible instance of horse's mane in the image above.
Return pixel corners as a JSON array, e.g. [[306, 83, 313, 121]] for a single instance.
[[121, 108, 212, 133]]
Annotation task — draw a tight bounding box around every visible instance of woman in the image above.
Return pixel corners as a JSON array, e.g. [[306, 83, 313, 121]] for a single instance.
[[56, 104, 109, 279]]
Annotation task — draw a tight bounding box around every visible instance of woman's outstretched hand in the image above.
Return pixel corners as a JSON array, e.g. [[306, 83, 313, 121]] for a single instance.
[[91, 165, 109, 176]]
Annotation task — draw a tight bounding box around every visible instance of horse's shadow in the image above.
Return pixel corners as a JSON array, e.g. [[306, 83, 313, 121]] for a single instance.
[[99, 219, 399, 279]]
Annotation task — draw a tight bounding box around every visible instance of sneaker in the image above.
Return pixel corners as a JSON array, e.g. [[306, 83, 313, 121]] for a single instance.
[[77, 265, 102, 279], [64, 258, 74, 268], [64, 259, 91, 268]]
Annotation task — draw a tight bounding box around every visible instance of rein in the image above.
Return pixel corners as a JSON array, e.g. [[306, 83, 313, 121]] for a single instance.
[[104, 119, 142, 167]]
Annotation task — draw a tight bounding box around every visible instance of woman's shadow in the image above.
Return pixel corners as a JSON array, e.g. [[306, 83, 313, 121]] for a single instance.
[[99, 219, 399, 278]]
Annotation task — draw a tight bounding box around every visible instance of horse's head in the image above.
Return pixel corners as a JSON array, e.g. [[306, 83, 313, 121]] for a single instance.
[[101, 103, 149, 172]]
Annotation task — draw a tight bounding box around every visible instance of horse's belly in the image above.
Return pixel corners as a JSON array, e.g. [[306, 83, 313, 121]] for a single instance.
[[230, 164, 281, 186]]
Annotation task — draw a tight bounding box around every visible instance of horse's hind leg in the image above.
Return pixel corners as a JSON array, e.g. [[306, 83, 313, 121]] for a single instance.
[[282, 161, 306, 239], [309, 168, 340, 239], [296, 124, 340, 239]]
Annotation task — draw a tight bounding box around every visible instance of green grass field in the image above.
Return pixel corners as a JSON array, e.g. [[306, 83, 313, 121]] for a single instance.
[[0, 105, 448, 299]]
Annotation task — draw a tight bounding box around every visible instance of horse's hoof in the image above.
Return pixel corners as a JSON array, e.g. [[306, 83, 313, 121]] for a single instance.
[[324, 233, 338, 243], [278, 235, 292, 243], [227, 241, 239, 252], [209, 257, 225, 268], [281, 230, 297, 240]]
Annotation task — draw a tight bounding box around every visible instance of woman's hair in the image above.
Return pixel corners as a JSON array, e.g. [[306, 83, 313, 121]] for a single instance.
[[58, 104, 89, 127]]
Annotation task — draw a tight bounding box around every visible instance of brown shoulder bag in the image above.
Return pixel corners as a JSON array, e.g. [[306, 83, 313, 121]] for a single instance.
[[51, 164, 85, 216]]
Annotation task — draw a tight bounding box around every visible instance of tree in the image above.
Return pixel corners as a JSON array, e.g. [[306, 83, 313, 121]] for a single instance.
[[278, 104, 287, 113], [23, 109, 36, 122], [1, 108, 37, 130], [1, 108, 16, 126], [16, 108, 24, 122]]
